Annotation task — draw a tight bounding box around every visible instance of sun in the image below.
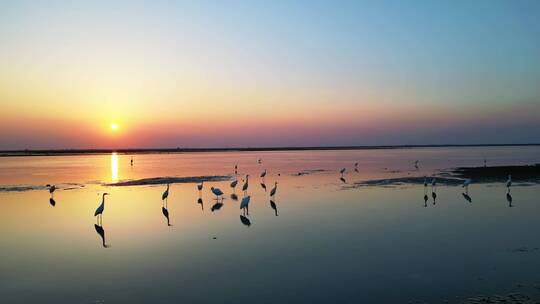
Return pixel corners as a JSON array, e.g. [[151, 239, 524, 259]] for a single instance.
[[111, 123, 118, 130]]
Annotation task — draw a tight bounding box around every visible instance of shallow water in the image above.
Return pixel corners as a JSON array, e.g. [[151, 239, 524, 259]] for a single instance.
[[1, 147, 540, 303]]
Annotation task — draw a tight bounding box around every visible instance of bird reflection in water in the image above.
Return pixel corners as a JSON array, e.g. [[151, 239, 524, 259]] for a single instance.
[[162, 201, 172, 226], [506, 192, 513, 207], [340, 177, 347, 184], [240, 215, 251, 227], [260, 182, 267, 192], [431, 191, 437, 205], [462, 193, 472, 203], [423, 194, 428, 207], [211, 202, 224, 212], [197, 197, 204, 211], [94, 223, 109, 248], [49, 198, 56, 207], [230, 193, 238, 201], [270, 199, 278, 216]]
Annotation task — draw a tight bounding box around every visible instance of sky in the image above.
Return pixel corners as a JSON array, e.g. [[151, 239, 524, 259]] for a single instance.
[[1, 0, 539, 149]]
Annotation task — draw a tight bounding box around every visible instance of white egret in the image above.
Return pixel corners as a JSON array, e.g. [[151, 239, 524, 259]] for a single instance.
[[506, 175, 512, 188], [242, 175, 249, 194], [240, 195, 251, 215], [462, 179, 472, 192], [94, 193, 110, 224], [270, 182, 278, 197], [162, 184, 170, 202], [197, 181, 204, 193], [211, 187, 224, 200]]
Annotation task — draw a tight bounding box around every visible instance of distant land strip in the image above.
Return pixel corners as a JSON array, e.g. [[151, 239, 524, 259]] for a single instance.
[[1, 143, 539, 157]]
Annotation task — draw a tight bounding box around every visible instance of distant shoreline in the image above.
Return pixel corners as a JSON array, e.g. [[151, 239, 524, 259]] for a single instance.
[[1, 143, 539, 157]]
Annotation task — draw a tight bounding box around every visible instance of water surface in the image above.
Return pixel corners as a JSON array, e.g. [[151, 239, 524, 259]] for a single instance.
[[1, 147, 540, 303]]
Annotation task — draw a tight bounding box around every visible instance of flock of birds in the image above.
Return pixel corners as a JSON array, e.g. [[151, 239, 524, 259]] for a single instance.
[[43, 158, 516, 247], [420, 174, 513, 207]]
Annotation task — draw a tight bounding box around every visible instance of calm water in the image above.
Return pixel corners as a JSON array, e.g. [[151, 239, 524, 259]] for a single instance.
[[1, 147, 540, 303]]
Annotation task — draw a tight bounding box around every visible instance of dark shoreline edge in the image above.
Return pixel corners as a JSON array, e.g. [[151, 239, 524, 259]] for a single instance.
[[1, 143, 539, 157]]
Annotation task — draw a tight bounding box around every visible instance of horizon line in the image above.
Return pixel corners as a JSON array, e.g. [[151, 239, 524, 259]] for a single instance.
[[1, 143, 539, 157]]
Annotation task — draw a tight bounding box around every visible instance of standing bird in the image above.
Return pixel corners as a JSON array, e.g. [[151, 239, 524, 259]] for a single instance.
[[211, 187, 224, 200], [506, 175, 512, 189], [423, 177, 428, 188], [162, 184, 170, 202], [340, 168, 346, 176], [260, 182, 267, 192], [94, 193, 110, 224], [431, 178, 437, 192], [197, 181, 204, 194], [234, 164, 238, 175], [258, 158, 262, 164], [47, 184, 56, 197], [240, 195, 251, 215], [414, 160, 419, 170], [270, 182, 278, 198], [462, 179, 472, 193], [242, 175, 249, 194], [230, 179, 238, 190], [260, 169, 267, 178], [130, 156, 133, 167]]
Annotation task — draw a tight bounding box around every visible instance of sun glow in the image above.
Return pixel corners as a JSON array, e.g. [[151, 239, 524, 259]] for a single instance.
[[111, 123, 118, 130]]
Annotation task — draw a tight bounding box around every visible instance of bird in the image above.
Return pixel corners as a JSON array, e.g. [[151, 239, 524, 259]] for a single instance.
[[462, 179, 472, 193], [260, 182, 267, 191], [242, 175, 249, 194], [197, 181, 204, 193], [47, 184, 56, 197], [162, 184, 170, 202], [260, 169, 267, 178], [230, 179, 238, 189], [94, 193, 109, 224], [270, 182, 278, 197], [423, 177, 428, 188], [354, 162, 358, 168], [414, 160, 419, 169], [340, 168, 346, 175], [258, 158, 262, 164], [130, 156, 133, 167], [234, 164, 238, 174], [211, 187, 224, 200], [431, 178, 436, 188], [506, 175, 512, 189], [240, 195, 251, 215]]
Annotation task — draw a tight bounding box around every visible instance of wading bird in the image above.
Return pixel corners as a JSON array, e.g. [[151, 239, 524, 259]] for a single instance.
[[162, 184, 170, 202], [260, 169, 267, 178], [462, 179, 472, 193], [242, 175, 249, 194], [260, 182, 267, 191], [47, 184, 56, 197], [211, 187, 224, 200], [506, 175, 512, 189], [270, 182, 278, 198], [197, 181, 204, 194], [340, 168, 346, 176], [94, 193, 110, 224], [230, 179, 238, 190], [240, 195, 251, 215], [414, 160, 419, 169]]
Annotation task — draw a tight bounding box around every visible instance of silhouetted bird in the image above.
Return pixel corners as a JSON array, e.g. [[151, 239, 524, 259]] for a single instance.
[[211, 187, 224, 200], [270, 182, 278, 197], [94, 193, 109, 224], [162, 184, 170, 201], [260, 182, 267, 191]]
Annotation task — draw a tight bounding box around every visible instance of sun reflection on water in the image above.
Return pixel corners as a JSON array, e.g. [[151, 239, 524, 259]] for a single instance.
[[111, 152, 118, 181]]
